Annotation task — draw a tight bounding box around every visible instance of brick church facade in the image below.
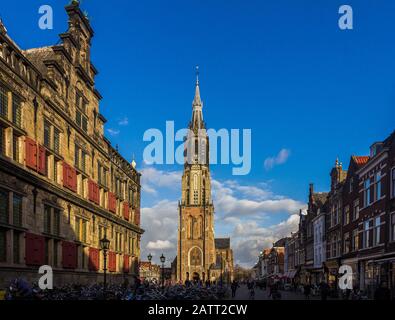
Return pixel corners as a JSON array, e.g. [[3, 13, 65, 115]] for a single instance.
[[176, 72, 233, 283]]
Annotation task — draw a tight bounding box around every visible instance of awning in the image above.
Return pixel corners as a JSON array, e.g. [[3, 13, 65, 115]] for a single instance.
[[367, 256, 395, 264], [283, 270, 297, 279], [288, 270, 297, 279]]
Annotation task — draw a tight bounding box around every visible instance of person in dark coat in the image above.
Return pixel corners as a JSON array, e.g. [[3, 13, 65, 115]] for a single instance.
[[319, 281, 329, 301], [133, 276, 141, 295], [303, 283, 311, 300], [268, 282, 281, 300], [231, 280, 239, 298], [374, 282, 391, 300]]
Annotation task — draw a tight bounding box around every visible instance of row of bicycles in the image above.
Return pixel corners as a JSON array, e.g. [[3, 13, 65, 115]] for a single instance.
[[3, 278, 228, 300]]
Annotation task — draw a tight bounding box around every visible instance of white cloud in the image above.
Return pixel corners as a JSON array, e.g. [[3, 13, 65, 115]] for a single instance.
[[212, 179, 304, 218], [118, 117, 129, 126], [141, 200, 179, 265], [230, 214, 300, 267], [222, 180, 273, 200], [146, 240, 174, 250], [140, 167, 182, 195], [107, 128, 120, 136], [264, 148, 291, 171]]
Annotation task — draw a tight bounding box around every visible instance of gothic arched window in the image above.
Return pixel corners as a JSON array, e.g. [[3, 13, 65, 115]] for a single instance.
[[187, 215, 193, 239], [197, 216, 203, 239], [190, 247, 202, 266]]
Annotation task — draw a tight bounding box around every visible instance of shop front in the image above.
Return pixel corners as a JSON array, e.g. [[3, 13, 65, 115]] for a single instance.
[[309, 268, 326, 285], [325, 259, 340, 294], [360, 256, 395, 299]]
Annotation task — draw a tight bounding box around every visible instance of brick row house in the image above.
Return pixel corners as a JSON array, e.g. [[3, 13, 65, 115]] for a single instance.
[[0, 3, 143, 287], [298, 185, 329, 285], [282, 130, 395, 298], [256, 239, 287, 282]]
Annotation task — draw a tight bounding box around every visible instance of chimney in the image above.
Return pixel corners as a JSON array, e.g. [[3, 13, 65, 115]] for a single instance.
[[309, 183, 314, 195]]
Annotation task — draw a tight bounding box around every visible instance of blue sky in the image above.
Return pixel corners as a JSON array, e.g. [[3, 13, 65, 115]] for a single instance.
[[3, 0, 395, 266]]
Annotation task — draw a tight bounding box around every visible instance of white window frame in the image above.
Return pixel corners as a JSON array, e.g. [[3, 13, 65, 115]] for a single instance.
[[391, 212, 395, 242], [353, 199, 359, 221], [363, 220, 371, 249], [375, 172, 382, 201], [363, 178, 371, 207], [373, 216, 381, 246]]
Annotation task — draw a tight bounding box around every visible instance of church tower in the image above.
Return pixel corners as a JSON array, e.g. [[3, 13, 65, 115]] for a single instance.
[[177, 69, 216, 282]]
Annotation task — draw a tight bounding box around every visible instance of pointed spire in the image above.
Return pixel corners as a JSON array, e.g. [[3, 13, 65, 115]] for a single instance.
[[196, 65, 199, 85], [131, 153, 136, 169], [193, 65, 201, 106]]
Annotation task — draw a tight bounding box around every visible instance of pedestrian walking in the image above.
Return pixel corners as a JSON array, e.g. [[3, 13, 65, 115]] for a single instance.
[[268, 282, 281, 300], [231, 280, 239, 298], [303, 283, 311, 300], [319, 281, 329, 301], [247, 280, 255, 300]]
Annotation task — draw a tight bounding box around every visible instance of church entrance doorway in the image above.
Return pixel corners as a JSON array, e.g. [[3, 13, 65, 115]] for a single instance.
[[192, 272, 200, 282]]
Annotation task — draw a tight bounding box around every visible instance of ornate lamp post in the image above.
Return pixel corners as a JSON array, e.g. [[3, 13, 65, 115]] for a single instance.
[[100, 235, 110, 299], [160, 253, 166, 290], [147, 253, 152, 282]]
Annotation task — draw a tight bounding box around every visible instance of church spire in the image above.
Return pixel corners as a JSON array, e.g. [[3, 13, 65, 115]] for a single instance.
[[193, 65, 202, 106], [191, 66, 204, 129]]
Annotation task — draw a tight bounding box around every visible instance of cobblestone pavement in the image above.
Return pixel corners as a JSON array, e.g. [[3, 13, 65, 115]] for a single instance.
[[228, 285, 324, 300]]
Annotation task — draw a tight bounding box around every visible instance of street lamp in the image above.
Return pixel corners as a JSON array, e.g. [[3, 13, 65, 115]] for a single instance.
[[100, 235, 110, 299], [220, 255, 224, 287], [160, 253, 166, 289], [147, 253, 152, 282]]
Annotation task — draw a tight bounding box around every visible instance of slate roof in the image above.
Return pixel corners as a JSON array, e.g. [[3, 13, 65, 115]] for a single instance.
[[215, 238, 230, 249], [311, 192, 328, 207], [23, 47, 54, 75]]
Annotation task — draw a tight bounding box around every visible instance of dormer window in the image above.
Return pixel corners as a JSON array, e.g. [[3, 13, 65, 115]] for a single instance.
[[370, 142, 383, 157]]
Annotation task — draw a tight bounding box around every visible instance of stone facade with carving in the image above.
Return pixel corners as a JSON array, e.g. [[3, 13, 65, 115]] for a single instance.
[[0, 3, 143, 287]]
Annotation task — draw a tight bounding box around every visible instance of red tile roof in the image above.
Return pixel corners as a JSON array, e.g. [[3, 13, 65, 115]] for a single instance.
[[352, 156, 369, 166], [139, 261, 151, 268]]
